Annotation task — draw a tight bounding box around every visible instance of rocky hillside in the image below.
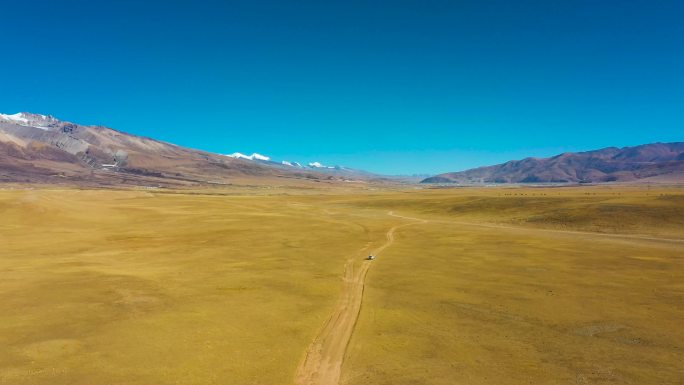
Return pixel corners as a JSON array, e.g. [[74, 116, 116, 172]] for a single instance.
[[0, 112, 332, 186], [422, 142, 684, 184]]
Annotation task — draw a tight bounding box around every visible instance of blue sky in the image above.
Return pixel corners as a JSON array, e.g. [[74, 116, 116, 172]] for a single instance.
[[1, 0, 682, 175]]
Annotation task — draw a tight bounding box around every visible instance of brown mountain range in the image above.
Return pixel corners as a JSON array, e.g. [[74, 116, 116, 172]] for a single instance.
[[422, 142, 684, 184], [0, 112, 335, 187]]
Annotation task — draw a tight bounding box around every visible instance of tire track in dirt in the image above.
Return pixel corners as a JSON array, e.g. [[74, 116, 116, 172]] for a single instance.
[[294, 210, 681, 385], [294, 212, 423, 385]]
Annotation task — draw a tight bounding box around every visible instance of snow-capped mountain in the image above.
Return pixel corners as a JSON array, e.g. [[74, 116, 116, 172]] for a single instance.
[[307, 162, 334, 169], [281, 160, 303, 168], [228, 152, 337, 170], [0, 112, 350, 186], [0, 111, 395, 186], [228, 151, 387, 180], [225, 152, 271, 161], [0, 112, 59, 131], [283, 160, 333, 169]]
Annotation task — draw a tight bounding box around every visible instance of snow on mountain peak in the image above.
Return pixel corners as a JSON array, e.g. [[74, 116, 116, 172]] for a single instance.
[[225, 152, 271, 161], [0, 113, 29, 124], [225, 152, 341, 170], [308, 161, 335, 169], [0, 112, 57, 131], [282, 161, 304, 168], [251, 153, 270, 161]]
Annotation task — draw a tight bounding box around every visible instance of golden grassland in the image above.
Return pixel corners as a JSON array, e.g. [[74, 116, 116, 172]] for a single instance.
[[1, 184, 683, 384], [342, 185, 684, 237], [0, 189, 392, 385]]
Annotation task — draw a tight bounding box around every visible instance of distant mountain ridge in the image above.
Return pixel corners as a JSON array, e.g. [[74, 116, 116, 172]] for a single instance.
[[225, 150, 383, 179], [0, 112, 368, 186], [225, 152, 271, 161], [422, 142, 684, 184]]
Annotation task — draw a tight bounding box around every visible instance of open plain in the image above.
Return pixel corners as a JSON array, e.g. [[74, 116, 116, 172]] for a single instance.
[[1, 185, 683, 385]]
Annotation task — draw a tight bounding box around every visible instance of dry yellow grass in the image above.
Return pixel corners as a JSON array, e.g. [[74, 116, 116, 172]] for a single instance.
[[0, 188, 392, 385], [1, 185, 683, 384], [340, 186, 684, 385]]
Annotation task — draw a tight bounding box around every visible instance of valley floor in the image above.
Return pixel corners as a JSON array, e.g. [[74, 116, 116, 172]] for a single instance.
[[0, 185, 682, 384]]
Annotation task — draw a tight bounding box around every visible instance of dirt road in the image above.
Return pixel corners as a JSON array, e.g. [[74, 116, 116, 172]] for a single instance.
[[294, 213, 421, 385], [293, 209, 680, 385]]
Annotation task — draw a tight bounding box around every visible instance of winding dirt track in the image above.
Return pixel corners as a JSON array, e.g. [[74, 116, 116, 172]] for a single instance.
[[294, 212, 421, 385], [294, 209, 680, 385], [295, 207, 683, 385]]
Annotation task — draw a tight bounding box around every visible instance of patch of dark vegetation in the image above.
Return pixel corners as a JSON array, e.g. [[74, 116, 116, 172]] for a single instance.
[[120, 168, 165, 178], [656, 194, 684, 203], [521, 175, 541, 183]]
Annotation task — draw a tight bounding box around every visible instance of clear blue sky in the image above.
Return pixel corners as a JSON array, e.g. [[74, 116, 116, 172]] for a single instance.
[[1, 0, 682, 175]]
